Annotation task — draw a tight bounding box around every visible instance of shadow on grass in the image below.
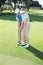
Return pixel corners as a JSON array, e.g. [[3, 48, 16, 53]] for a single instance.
[[26, 45, 43, 60], [0, 12, 16, 21], [30, 14, 43, 22], [0, 12, 43, 22]]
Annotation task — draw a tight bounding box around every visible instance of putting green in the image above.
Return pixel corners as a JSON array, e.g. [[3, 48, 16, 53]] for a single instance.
[[0, 10, 43, 65], [0, 54, 39, 65]]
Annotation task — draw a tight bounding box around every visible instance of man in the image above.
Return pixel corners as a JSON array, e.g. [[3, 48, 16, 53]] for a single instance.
[[20, 8, 30, 48], [15, 8, 22, 45]]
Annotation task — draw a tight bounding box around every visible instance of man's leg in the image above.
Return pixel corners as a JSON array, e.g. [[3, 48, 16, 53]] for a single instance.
[[18, 28, 21, 43], [17, 28, 21, 45], [25, 23, 30, 43], [23, 23, 30, 48]]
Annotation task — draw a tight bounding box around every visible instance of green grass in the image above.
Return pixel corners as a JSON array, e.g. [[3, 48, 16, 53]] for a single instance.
[[0, 9, 43, 65]]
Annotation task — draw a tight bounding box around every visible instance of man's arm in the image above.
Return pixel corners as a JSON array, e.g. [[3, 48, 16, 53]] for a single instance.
[[24, 18, 28, 27], [20, 18, 28, 31], [20, 23, 24, 31], [17, 20, 21, 28]]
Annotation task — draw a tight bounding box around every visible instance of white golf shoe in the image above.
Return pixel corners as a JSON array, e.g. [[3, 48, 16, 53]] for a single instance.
[[17, 42, 21, 46], [24, 43, 29, 48], [21, 42, 27, 46]]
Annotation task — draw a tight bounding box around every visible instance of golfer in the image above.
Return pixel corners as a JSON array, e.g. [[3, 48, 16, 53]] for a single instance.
[[20, 8, 30, 48], [15, 8, 22, 45]]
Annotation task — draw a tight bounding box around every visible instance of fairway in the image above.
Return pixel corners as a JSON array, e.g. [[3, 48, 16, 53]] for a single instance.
[[0, 10, 43, 65]]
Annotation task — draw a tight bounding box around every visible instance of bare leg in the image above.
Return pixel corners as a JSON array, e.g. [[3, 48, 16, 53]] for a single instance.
[[24, 23, 30, 44]]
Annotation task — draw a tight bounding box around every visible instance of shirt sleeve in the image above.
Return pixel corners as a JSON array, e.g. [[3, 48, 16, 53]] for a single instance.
[[16, 15, 19, 21], [25, 14, 28, 19], [26, 14, 30, 20]]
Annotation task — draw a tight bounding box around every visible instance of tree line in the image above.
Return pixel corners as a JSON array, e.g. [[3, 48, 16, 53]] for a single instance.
[[0, 0, 42, 11]]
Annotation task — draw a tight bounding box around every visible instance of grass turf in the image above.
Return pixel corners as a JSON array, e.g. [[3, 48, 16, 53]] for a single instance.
[[0, 9, 43, 65]]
